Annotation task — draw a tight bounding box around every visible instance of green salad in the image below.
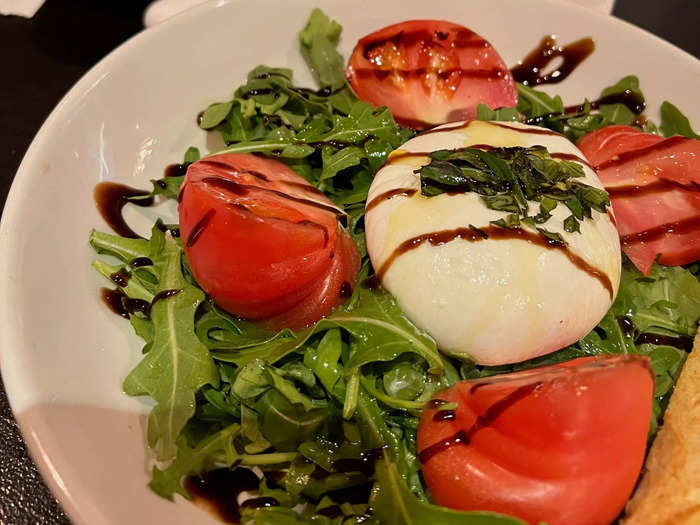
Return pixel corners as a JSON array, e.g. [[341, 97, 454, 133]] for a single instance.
[[89, 8, 700, 525]]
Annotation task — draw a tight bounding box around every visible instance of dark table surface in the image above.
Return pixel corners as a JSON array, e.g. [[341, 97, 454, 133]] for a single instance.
[[1, 0, 699, 523]]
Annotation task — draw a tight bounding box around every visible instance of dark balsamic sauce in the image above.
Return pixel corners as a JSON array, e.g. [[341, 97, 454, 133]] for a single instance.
[[352, 67, 506, 82], [361, 276, 380, 290], [433, 410, 456, 422], [365, 188, 418, 213], [418, 121, 475, 136], [331, 448, 384, 476], [198, 160, 269, 182], [355, 28, 502, 87], [184, 468, 259, 524], [606, 179, 700, 199], [420, 120, 562, 137], [317, 506, 344, 519], [620, 214, 700, 247], [419, 382, 541, 463], [240, 88, 276, 99], [522, 90, 646, 126], [565, 90, 646, 116], [339, 281, 353, 299], [489, 121, 562, 136], [201, 176, 345, 219], [297, 220, 329, 247], [633, 115, 648, 128], [549, 152, 593, 170], [617, 316, 636, 337], [94, 182, 154, 239], [100, 288, 130, 319], [151, 288, 182, 308], [109, 268, 130, 287], [375, 144, 493, 173], [617, 316, 693, 351], [156, 222, 181, 238], [130, 257, 153, 268], [100, 288, 150, 318], [636, 333, 694, 352], [164, 162, 190, 178], [186, 209, 216, 248], [469, 381, 492, 394], [511, 35, 595, 86], [596, 135, 687, 171], [361, 28, 486, 59], [376, 225, 613, 299], [426, 398, 449, 409], [239, 497, 279, 510]]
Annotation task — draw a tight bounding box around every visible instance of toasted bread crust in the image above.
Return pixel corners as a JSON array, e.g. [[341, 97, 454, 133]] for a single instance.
[[623, 330, 700, 525]]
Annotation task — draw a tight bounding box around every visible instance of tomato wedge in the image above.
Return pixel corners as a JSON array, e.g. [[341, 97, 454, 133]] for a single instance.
[[178, 153, 360, 330], [578, 126, 700, 274], [346, 20, 517, 129], [418, 355, 653, 525]]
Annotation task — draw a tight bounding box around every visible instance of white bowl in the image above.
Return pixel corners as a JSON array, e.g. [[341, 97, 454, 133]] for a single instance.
[[1, 0, 698, 523]]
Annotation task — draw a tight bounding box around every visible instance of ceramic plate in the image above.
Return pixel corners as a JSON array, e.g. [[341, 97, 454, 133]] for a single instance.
[[1, 0, 698, 523]]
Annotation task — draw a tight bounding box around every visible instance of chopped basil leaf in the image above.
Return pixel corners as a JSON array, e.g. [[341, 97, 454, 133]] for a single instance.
[[418, 146, 609, 242], [564, 214, 581, 233]]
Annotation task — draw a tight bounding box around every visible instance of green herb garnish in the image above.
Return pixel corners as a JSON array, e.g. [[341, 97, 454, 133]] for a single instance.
[[417, 146, 610, 238]]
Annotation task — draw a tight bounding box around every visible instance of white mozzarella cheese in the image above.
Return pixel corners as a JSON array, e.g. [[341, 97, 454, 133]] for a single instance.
[[365, 120, 621, 365]]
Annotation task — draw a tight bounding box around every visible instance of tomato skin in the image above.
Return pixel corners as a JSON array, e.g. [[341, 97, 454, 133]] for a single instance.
[[577, 126, 700, 274], [417, 355, 654, 525], [178, 153, 360, 329], [346, 20, 517, 129]]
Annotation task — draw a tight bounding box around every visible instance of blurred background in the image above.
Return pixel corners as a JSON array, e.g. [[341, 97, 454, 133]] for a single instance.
[[0, 0, 698, 523]]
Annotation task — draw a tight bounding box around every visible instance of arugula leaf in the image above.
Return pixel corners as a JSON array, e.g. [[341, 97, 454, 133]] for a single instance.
[[613, 262, 700, 336], [371, 458, 526, 525], [600, 75, 644, 104], [149, 423, 240, 499], [299, 8, 346, 91], [122, 238, 219, 460], [516, 83, 564, 117], [515, 75, 653, 142], [212, 269, 442, 375], [89, 229, 149, 262], [475, 104, 519, 122], [598, 103, 636, 126], [200, 101, 233, 129], [183, 147, 200, 164], [660, 101, 700, 139], [320, 145, 364, 181]]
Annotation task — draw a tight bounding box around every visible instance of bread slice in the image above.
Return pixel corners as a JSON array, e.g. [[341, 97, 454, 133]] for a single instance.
[[623, 330, 700, 524]]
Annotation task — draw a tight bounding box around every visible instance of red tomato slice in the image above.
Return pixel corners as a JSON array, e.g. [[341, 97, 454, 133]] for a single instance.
[[577, 126, 700, 274], [179, 153, 360, 329], [577, 125, 664, 170], [417, 355, 654, 525], [346, 20, 518, 129]]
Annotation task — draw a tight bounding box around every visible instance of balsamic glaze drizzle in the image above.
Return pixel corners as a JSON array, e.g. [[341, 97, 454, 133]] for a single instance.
[[130, 257, 153, 268], [186, 209, 216, 248], [94, 182, 154, 239], [511, 35, 595, 86], [617, 316, 694, 351], [201, 176, 345, 219], [419, 382, 542, 463], [433, 410, 456, 422], [376, 225, 613, 299], [184, 468, 259, 523]]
